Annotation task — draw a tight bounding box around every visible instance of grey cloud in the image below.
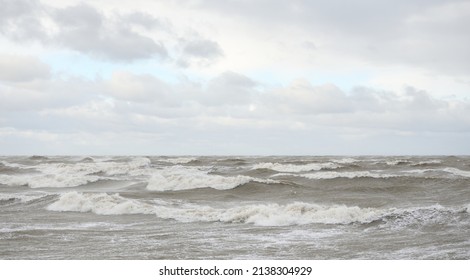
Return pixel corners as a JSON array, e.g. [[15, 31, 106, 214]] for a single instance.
[[0, 75, 100, 112], [252, 80, 470, 133], [2, 68, 470, 155], [203, 72, 257, 106], [177, 38, 223, 67], [104, 72, 176, 105], [0, 0, 47, 41], [123, 12, 165, 29], [268, 80, 351, 115], [0, 0, 168, 61], [182, 39, 223, 58], [52, 3, 167, 61], [192, 0, 470, 75], [0, 54, 50, 82]]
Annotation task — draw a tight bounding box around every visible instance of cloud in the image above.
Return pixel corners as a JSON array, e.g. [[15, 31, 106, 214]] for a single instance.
[[1, 0, 469, 155], [104, 71, 175, 105], [189, 0, 470, 75], [0, 0, 46, 41], [267, 80, 351, 115], [1, 66, 469, 154], [177, 38, 224, 67], [52, 3, 167, 61], [202, 71, 257, 106], [0, 54, 51, 82], [0, 0, 168, 61], [182, 39, 223, 59]]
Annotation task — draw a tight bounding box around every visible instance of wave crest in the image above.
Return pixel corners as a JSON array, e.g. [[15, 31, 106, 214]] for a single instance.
[[252, 162, 339, 173], [274, 171, 397, 179], [47, 192, 155, 215], [147, 166, 275, 191]]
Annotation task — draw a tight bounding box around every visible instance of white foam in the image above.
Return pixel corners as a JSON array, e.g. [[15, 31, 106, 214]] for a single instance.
[[158, 157, 197, 164], [0, 161, 29, 169], [381, 204, 460, 228], [154, 202, 387, 226], [332, 158, 360, 164], [47, 192, 155, 215], [442, 167, 470, 178], [252, 162, 340, 173], [147, 166, 274, 191], [0, 173, 101, 188], [274, 171, 397, 179], [0, 192, 48, 203], [411, 160, 441, 166], [0, 157, 152, 188], [386, 159, 411, 166]]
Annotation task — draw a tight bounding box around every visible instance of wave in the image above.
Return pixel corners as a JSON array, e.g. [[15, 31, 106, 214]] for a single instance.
[[0, 157, 152, 188], [153, 202, 386, 226], [28, 155, 49, 160], [37, 157, 151, 176], [0, 173, 101, 188], [252, 162, 340, 173], [386, 159, 411, 166], [411, 160, 442, 167], [45, 193, 469, 227], [154, 202, 469, 227], [157, 157, 198, 164], [157, 203, 469, 227], [146, 166, 277, 191], [0, 192, 49, 204], [274, 171, 398, 180], [443, 167, 470, 178], [331, 158, 360, 164], [47, 192, 155, 215], [380, 204, 467, 228]]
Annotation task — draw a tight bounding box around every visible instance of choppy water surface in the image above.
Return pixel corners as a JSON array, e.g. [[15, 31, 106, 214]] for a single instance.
[[1, 156, 469, 259]]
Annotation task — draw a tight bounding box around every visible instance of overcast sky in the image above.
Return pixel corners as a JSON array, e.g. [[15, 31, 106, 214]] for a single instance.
[[1, 0, 470, 155]]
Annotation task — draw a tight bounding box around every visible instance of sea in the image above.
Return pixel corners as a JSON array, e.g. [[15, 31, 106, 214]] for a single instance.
[[1, 155, 469, 259]]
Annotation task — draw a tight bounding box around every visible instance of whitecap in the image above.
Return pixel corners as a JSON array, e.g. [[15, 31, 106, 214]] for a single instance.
[[153, 202, 386, 226], [274, 171, 397, 179], [158, 157, 197, 164], [442, 167, 470, 178], [47, 192, 155, 215], [252, 162, 340, 173], [146, 166, 275, 191], [0, 192, 49, 203]]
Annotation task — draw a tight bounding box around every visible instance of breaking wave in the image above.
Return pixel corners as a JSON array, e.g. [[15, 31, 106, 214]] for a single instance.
[[154, 202, 386, 226], [47, 192, 155, 215], [0, 157, 152, 188], [147, 166, 277, 191], [0, 192, 49, 204], [442, 167, 470, 178], [274, 171, 398, 180], [252, 162, 340, 173], [46, 193, 469, 227], [157, 157, 198, 164], [0, 173, 101, 188]]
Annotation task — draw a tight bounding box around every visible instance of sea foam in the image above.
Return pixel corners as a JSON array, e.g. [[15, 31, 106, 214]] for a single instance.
[[274, 171, 397, 179], [47, 192, 155, 215], [153, 202, 387, 226], [45, 192, 468, 228], [146, 166, 275, 191], [252, 162, 339, 173], [0, 157, 152, 188]]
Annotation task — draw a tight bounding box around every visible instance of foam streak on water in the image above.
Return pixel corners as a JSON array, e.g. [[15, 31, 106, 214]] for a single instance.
[[1, 156, 469, 259]]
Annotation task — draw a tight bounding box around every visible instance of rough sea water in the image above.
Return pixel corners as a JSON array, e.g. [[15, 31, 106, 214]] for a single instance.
[[1, 156, 469, 259]]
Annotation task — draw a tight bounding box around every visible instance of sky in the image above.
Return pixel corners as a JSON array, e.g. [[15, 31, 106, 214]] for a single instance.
[[1, 0, 470, 155]]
